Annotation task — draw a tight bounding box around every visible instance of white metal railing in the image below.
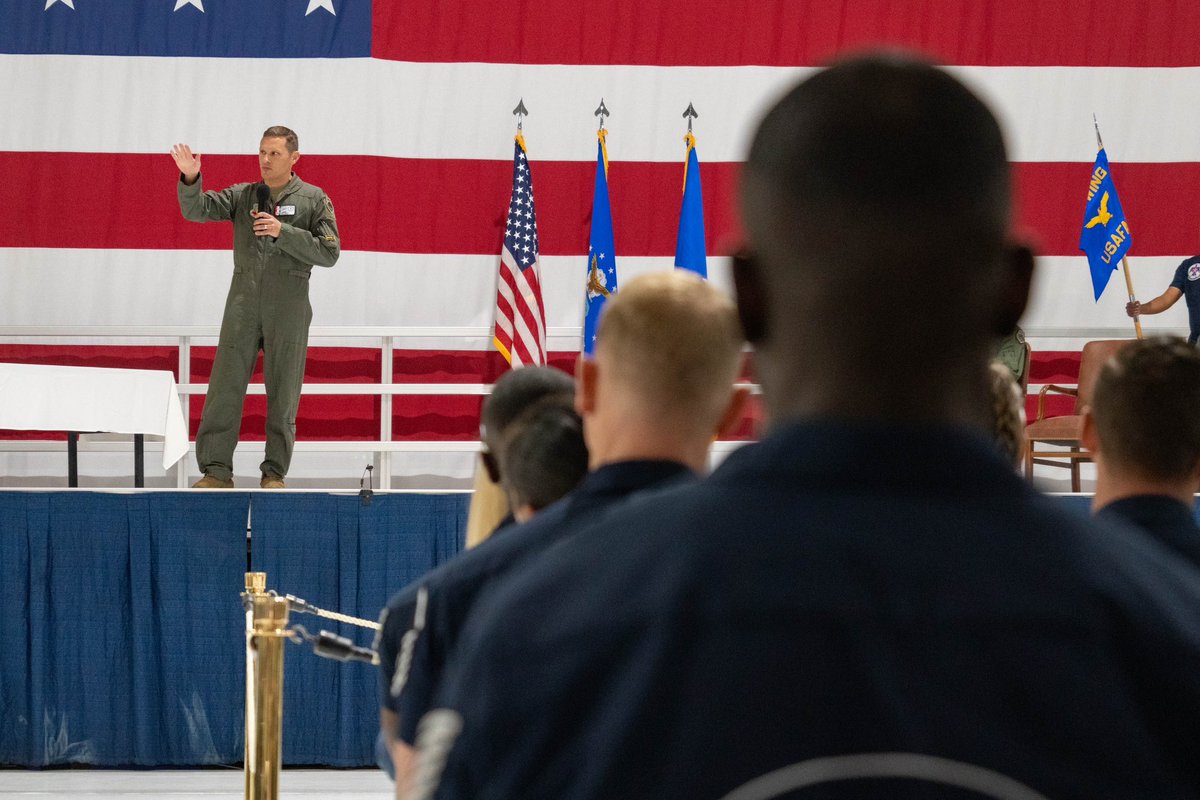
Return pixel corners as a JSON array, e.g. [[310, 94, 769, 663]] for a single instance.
[[4, 324, 1153, 489], [0, 326, 759, 490]]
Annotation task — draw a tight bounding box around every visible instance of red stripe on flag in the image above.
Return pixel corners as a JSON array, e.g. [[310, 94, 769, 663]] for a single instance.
[[0, 152, 738, 257], [510, 262, 547, 363], [6, 152, 1199, 257], [372, 0, 1200, 67], [1011, 161, 1200, 258], [497, 256, 539, 366], [493, 289, 516, 356]]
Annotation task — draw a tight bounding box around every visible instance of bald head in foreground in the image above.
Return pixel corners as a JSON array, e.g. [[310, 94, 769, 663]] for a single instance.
[[421, 54, 1200, 799]]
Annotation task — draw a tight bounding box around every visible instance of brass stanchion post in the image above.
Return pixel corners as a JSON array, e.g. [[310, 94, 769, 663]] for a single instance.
[[244, 572, 289, 800]]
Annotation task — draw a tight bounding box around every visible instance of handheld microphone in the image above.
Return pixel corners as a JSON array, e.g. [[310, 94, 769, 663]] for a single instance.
[[360, 464, 374, 506], [254, 183, 272, 217]]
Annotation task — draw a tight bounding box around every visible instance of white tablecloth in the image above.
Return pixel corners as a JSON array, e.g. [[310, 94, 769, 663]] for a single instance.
[[0, 363, 190, 469]]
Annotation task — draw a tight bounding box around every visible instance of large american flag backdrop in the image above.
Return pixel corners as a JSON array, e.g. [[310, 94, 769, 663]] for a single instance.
[[2, 0, 1199, 481]]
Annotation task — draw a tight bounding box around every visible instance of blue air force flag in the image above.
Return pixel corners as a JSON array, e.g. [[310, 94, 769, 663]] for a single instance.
[[583, 134, 617, 355], [1079, 148, 1132, 301], [673, 133, 707, 278]]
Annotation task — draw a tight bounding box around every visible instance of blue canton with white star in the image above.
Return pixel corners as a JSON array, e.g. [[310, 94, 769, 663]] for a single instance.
[[3, 0, 370, 57]]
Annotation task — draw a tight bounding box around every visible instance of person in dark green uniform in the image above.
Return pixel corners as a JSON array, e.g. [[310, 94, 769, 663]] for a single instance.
[[170, 126, 339, 489]]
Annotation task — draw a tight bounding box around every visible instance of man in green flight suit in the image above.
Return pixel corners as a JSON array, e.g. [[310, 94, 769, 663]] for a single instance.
[[171, 126, 339, 489]]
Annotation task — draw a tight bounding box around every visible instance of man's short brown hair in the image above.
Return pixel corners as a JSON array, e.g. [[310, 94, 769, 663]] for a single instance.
[[499, 397, 589, 512], [262, 126, 299, 153], [1091, 337, 1200, 482], [595, 271, 743, 433]]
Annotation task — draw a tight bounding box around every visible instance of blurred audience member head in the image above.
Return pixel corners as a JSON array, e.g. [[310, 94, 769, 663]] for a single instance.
[[467, 365, 574, 546], [736, 52, 1032, 431], [1083, 336, 1200, 506], [576, 270, 747, 473], [498, 397, 590, 522], [480, 365, 574, 484]]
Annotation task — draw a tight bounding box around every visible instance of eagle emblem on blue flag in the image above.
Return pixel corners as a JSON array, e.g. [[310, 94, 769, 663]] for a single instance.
[[1078, 148, 1132, 301]]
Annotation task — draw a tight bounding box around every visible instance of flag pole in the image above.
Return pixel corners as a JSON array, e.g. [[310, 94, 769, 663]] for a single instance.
[[513, 97, 528, 151], [1121, 256, 1143, 339], [1096, 115, 1143, 339], [682, 102, 698, 190]]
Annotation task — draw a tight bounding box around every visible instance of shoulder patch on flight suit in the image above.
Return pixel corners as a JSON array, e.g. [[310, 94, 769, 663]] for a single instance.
[[324, 196, 335, 214]]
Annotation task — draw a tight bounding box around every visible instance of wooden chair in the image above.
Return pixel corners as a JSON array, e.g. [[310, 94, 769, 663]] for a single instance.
[[1024, 339, 1133, 491]]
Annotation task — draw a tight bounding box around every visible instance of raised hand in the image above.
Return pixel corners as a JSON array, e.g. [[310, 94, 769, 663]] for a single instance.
[[170, 143, 201, 184]]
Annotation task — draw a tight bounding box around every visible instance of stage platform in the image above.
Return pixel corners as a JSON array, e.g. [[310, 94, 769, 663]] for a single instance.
[[0, 768, 392, 800], [0, 490, 467, 769], [2, 491, 1189, 769]]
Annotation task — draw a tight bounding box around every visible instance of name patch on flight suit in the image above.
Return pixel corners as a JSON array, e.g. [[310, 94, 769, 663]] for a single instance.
[[276, 205, 296, 216]]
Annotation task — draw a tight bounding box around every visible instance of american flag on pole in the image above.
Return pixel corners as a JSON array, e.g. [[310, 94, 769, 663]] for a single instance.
[[494, 135, 547, 367]]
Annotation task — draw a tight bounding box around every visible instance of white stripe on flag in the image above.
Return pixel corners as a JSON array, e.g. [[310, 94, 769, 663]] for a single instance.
[[6, 56, 1200, 162]]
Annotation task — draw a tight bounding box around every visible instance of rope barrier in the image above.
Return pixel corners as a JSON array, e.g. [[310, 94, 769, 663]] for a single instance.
[[280, 593, 382, 631]]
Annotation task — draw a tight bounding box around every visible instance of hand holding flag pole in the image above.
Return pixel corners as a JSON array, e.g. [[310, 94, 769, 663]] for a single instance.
[[1092, 115, 1142, 339]]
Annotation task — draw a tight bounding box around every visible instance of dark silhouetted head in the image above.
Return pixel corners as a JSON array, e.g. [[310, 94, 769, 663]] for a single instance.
[[499, 397, 589, 519], [480, 366, 574, 483], [736, 52, 1032, 425]]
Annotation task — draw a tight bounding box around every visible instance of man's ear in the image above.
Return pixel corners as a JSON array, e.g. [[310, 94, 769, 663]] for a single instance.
[[714, 386, 752, 439], [995, 241, 1035, 337], [1080, 407, 1099, 455], [731, 250, 768, 344], [575, 354, 598, 416], [289, 150, 300, 169]]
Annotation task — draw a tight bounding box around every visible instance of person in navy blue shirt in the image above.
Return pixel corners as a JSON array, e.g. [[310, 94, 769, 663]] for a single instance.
[[374, 364, 573, 784], [383, 271, 746, 798], [1126, 255, 1200, 344], [1084, 336, 1200, 567], [418, 54, 1200, 800]]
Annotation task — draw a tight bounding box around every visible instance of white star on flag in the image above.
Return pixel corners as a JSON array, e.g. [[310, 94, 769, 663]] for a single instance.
[[305, 0, 336, 15], [44, 0, 75, 9], [173, 0, 204, 10]]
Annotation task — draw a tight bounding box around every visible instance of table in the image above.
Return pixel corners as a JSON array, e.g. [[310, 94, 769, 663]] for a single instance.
[[0, 363, 189, 484]]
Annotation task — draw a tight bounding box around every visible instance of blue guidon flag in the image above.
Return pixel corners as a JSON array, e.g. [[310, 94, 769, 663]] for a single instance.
[[673, 131, 707, 278], [583, 131, 617, 356], [1079, 148, 1132, 301]]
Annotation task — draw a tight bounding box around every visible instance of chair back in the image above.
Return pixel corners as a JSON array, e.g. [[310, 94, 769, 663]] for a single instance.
[[1074, 339, 1135, 413], [1019, 341, 1032, 394]]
